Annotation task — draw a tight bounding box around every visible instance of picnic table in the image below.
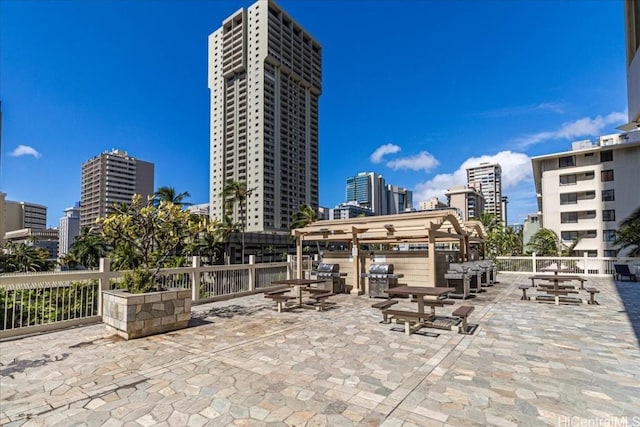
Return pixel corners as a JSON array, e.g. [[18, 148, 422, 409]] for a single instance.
[[382, 286, 455, 335], [529, 274, 585, 305], [269, 279, 333, 311]]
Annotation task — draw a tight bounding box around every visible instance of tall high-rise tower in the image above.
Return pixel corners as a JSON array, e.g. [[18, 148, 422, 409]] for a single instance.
[[208, 0, 321, 233], [80, 149, 154, 229], [466, 162, 503, 223], [345, 172, 387, 214], [58, 204, 81, 257]]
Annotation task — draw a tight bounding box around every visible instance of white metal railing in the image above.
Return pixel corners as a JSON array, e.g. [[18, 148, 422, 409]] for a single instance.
[[0, 256, 294, 339], [495, 255, 640, 276]]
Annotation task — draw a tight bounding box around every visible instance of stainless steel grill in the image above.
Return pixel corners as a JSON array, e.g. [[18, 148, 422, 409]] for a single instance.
[[360, 263, 404, 298], [310, 263, 346, 293]]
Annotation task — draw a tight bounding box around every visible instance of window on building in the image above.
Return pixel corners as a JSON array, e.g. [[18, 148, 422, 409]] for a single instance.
[[600, 150, 613, 162], [561, 231, 578, 241], [603, 250, 617, 257], [561, 212, 578, 223], [601, 170, 614, 181], [559, 156, 575, 168], [602, 209, 615, 221], [560, 193, 577, 204], [603, 230, 616, 241], [559, 175, 577, 185], [602, 189, 615, 201]]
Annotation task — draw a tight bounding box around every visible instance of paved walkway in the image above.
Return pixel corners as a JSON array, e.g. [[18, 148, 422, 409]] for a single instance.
[[1, 274, 639, 426]]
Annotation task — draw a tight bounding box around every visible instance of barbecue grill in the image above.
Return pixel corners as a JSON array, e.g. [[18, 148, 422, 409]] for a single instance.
[[310, 263, 346, 293], [444, 269, 471, 299], [360, 263, 404, 298]]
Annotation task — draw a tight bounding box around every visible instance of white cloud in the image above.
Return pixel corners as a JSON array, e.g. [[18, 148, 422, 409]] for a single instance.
[[386, 151, 440, 172], [514, 111, 627, 148], [479, 102, 566, 118], [413, 151, 532, 204], [9, 145, 42, 158], [370, 143, 400, 163]]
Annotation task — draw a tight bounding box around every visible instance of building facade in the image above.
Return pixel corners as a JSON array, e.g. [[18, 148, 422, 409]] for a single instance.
[[531, 130, 640, 257], [329, 202, 374, 220], [58, 205, 81, 257], [4, 200, 47, 232], [445, 185, 485, 221], [4, 228, 59, 260], [80, 149, 154, 229], [208, 0, 321, 233], [386, 184, 413, 214], [466, 162, 503, 223], [419, 197, 448, 211], [623, 0, 640, 131], [522, 213, 540, 254], [345, 172, 387, 215]]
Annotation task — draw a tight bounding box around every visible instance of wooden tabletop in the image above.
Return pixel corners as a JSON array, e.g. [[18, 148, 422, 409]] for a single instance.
[[271, 279, 327, 286], [385, 286, 455, 297]]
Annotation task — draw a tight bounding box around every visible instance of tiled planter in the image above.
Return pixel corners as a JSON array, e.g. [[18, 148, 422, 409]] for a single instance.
[[102, 288, 191, 340]]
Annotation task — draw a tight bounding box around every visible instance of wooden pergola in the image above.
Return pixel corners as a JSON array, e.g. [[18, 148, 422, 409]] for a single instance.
[[291, 210, 486, 293]]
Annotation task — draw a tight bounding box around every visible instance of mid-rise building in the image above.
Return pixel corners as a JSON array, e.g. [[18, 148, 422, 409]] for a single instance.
[[445, 185, 485, 221], [466, 162, 503, 223], [208, 0, 321, 233], [4, 200, 47, 232], [4, 228, 59, 260], [387, 184, 413, 214], [419, 197, 448, 211], [622, 0, 640, 131], [58, 204, 81, 257], [80, 149, 154, 229], [187, 203, 210, 217], [531, 130, 640, 257], [522, 213, 541, 253], [330, 202, 374, 220], [345, 172, 387, 214]]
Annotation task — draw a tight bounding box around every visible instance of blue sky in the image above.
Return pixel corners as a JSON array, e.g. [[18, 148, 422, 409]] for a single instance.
[[0, 0, 629, 228]]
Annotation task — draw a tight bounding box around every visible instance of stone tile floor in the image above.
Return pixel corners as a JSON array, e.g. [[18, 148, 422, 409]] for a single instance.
[[1, 273, 638, 426]]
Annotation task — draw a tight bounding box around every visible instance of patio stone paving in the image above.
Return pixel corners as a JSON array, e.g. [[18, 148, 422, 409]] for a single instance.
[[1, 273, 638, 426]]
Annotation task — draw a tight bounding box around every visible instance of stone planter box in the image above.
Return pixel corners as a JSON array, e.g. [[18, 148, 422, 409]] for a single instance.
[[102, 288, 191, 340]]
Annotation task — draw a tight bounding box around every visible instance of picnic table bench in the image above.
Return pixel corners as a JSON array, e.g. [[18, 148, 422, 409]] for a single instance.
[[371, 299, 398, 323], [529, 274, 587, 289], [381, 309, 436, 335]]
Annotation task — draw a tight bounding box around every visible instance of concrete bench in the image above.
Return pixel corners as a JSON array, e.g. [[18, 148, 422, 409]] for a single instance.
[[371, 299, 398, 323], [518, 284, 531, 300], [269, 295, 297, 312], [309, 292, 334, 311], [382, 309, 435, 335], [452, 305, 475, 334], [586, 287, 600, 305]]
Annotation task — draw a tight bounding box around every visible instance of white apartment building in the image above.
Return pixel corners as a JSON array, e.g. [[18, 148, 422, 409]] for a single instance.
[[467, 162, 503, 223], [58, 205, 80, 257], [531, 130, 640, 257], [622, 0, 640, 131], [208, 0, 321, 233], [419, 197, 448, 211], [80, 149, 154, 229]]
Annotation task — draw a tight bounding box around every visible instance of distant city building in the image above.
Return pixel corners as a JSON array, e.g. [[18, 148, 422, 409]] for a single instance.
[[345, 172, 387, 215], [330, 202, 375, 220], [58, 204, 81, 258], [386, 184, 413, 214], [4, 200, 47, 232], [80, 149, 154, 229], [419, 197, 448, 211], [187, 203, 210, 216], [622, 0, 640, 131], [466, 162, 503, 223], [531, 130, 640, 257], [4, 228, 59, 260], [501, 196, 509, 227], [317, 206, 331, 221], [208, 0, 321, 233], [445, 185, 485, 221], [522, 213, 540, 254]]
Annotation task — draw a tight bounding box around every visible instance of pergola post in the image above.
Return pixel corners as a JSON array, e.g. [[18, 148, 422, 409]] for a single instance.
[[351, 231, 361, 295], [296, 233, 303, 279], [464, 235, 470, 262], [428, 230, 436, 287]]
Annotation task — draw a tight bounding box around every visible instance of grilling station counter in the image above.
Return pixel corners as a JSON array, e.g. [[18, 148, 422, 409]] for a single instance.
[[360, 263, 404, 298], [309, 263, 347, 294]]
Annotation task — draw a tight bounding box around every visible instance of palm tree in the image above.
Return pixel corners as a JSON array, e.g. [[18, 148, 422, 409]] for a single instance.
[[290, 204, 320, 255], [615, 206, 640, 256], [11, 243, 45, 272], [220, 181, 254, 263], [69, 227, 108, 269], [153, 186, 192, 208], [214, 215, 241, 264]]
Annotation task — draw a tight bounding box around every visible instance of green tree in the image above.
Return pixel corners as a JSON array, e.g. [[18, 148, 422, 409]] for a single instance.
[[615, 206, 640, 256], [290, 204, 320, 255], [528, 228, 560, 256], [98, 194, 203, 293], [220, 180, 254, 263], [152, 186, 192, 208], [213, 215, 241, 265], [10, 243, 48, 272], [69, 227, 108, 270]]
